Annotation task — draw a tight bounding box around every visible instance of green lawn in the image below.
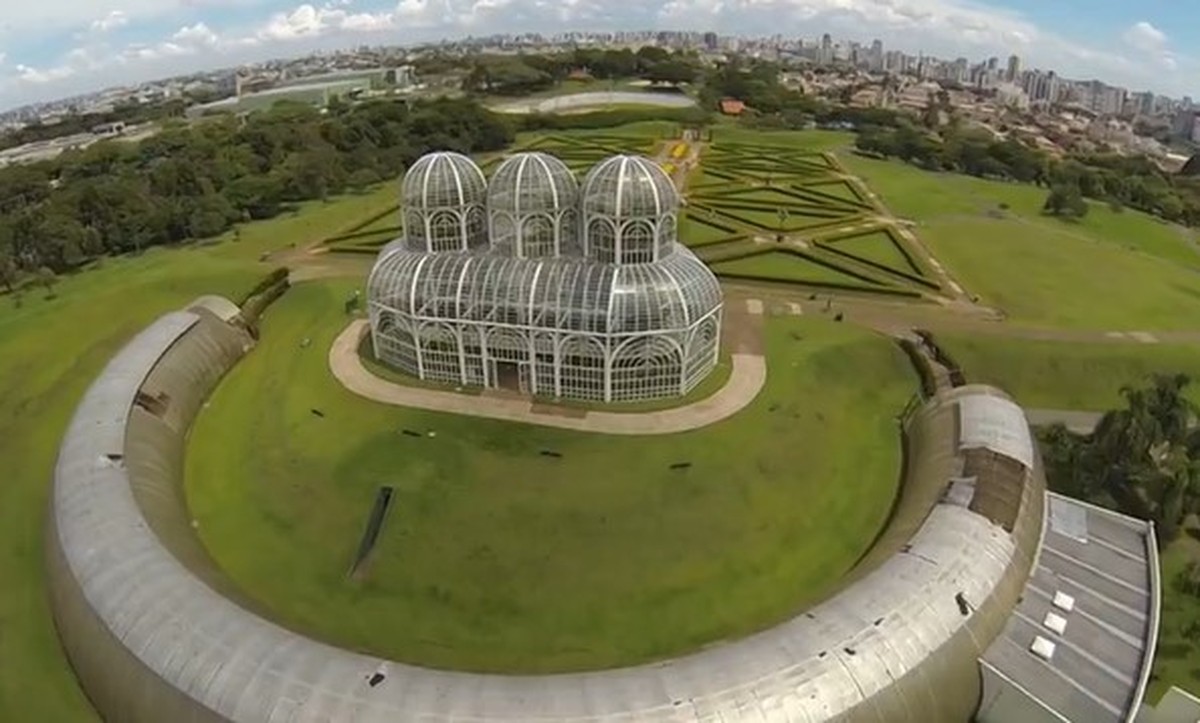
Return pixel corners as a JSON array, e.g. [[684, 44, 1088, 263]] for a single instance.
[[184, 279, 915, 673], [1152, 530, 1200, 702], [0, 186, 416, 722], [712, 251, 878, 288], [938, 334, 1200, 410], [828, 231, 918, 274], [710, 127, 856, 152], [841, 154, 1200, 329], [680, 213, 739, 246]]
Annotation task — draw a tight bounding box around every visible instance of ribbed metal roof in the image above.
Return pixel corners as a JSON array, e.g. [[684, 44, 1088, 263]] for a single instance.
[[48, 307, 1047, 723], [581, 155, 679, 219], [401, 151, 488, 212], [488, 151, 579, 217], [367, 242, 722, 335]]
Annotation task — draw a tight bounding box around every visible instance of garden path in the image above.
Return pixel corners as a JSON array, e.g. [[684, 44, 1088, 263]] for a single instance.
[[329, 301, 767, 436]]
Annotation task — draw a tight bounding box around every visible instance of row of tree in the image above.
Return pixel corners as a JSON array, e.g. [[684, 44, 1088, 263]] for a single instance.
[[855, 123, 1200, 225], [1040, 374, 1200, 543], [461, 47, 700, 96], [0, 96, 513, 287]]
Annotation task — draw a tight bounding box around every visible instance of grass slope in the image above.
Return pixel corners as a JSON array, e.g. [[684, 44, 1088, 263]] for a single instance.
[[0, 187, 410, 722], [712, 251, 876, 287], [185, 280, 915, 673], [938, 334, 1200, 410], [1153, 534, 1200, 701], [828, 231, 918, 274], [843, 154, 1200, 330]]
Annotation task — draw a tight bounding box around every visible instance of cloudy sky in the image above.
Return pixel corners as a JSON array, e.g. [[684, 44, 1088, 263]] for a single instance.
[[0, 0, 1196, 110]]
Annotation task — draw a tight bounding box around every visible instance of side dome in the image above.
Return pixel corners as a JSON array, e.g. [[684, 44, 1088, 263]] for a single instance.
[[401, 151, 488, 253], [581, 155, 679, 265], [487, 152, 580, 258]]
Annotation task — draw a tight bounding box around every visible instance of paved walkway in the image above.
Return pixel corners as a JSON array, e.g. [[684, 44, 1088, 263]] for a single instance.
[[329, 321, 767, 435]]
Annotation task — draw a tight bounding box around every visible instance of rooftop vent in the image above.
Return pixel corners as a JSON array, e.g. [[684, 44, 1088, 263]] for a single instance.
[[1043, 611, 1068, 635], [1052, 591, 1076, 613], [1030, 636, 1056, 661]]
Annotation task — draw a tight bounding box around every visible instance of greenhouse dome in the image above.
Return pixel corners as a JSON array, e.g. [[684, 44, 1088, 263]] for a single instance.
[[581, 155, 679, 264], [368, 150, 723, 403], [401, 151, 488, 252], [487, 152, 580, 258]]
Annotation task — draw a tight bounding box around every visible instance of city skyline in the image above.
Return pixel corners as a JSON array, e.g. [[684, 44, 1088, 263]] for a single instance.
[[0, 0, 1197, 110]]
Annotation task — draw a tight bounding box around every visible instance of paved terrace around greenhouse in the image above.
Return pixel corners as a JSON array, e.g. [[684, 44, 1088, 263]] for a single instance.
[[330, 318, 767, 435]]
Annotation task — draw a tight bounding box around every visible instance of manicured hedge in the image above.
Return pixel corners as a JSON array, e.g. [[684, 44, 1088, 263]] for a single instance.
[[238, 267, 289, 305], [515, 106, 709, 132], [897, 339, 938, 398]]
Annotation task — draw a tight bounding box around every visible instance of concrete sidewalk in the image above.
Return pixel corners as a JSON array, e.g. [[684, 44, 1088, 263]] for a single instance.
[[329, 321, 767, 436]]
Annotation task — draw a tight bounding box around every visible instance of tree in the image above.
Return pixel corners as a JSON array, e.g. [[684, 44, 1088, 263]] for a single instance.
[[644, 60, 697, 86], [35, 266, 56, 297], [0, 246, 16, 293], [1043, 184, 1088, 219], [348, 168, 381, 191]]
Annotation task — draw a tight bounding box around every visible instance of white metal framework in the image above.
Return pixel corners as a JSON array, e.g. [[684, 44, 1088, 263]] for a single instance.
[[368, 151, 723, 403]]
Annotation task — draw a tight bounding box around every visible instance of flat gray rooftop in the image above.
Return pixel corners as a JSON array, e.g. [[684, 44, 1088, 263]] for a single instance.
[[980, 493, 1159, 723]]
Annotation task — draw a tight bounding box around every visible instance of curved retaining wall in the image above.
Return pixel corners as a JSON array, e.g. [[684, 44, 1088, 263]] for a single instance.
[[47, 300, 1046, 722]]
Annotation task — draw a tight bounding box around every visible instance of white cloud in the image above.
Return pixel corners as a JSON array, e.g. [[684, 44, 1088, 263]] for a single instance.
[[90, 10, 130, 33], [1123, 21, 1166, 52], [2, 0, 1198, 108], [257, 3, 399, 41], [1122, 20, 1176, 71]]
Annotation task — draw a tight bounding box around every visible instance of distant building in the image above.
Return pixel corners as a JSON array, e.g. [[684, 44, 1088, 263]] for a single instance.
[[186, 66, 416, 119], [719, 98, 746, 116], [1172, 109, 1200, 141], [1006, 55, 1021, 83], [90, 121, 126, 137]]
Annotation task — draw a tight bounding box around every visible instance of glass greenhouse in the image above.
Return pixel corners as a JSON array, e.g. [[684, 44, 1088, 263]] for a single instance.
[[367, 151, 723, 403]]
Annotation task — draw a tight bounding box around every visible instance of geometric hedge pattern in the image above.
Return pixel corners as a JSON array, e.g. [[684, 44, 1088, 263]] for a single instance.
[[323, 132, 661, 256], [686, 142, 948, 300], [324, 131, 953, 304]]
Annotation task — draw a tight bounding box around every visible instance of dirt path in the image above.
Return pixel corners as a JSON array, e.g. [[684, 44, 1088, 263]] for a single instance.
[[330, 317, 767, 436]]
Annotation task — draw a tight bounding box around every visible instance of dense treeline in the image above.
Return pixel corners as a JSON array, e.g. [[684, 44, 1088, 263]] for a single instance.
[[0, 97, 512, 288], [462, 46, 699, 96], [855, 123, 1200, 225], [1041, 374, 1200, 544]]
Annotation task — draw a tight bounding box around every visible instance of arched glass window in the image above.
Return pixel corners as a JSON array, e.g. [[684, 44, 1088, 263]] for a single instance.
[[619, 220, 657, 265], [587, 218, 617, 264]]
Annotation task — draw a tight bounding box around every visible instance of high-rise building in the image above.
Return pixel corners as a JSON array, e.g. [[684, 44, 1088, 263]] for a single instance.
[[702, 32, 718, 51], [1024, 70, 1059, 104], [818, 33, 834, 65], [1006, 55, 1021, 83]]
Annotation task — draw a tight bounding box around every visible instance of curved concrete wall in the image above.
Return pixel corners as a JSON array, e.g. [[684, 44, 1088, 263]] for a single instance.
[[47, 301, 1046, 722]]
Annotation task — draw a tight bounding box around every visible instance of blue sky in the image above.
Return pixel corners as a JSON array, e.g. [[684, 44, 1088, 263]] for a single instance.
[[1, 0, 1197, 110]]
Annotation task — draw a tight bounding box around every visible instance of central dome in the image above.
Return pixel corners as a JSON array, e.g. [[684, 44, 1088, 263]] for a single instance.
[[580, 155, 679, 264], [488, 152, 579, 258]]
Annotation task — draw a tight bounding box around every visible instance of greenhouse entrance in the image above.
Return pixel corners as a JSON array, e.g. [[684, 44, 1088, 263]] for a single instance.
[[492, 361, 525, 393]]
